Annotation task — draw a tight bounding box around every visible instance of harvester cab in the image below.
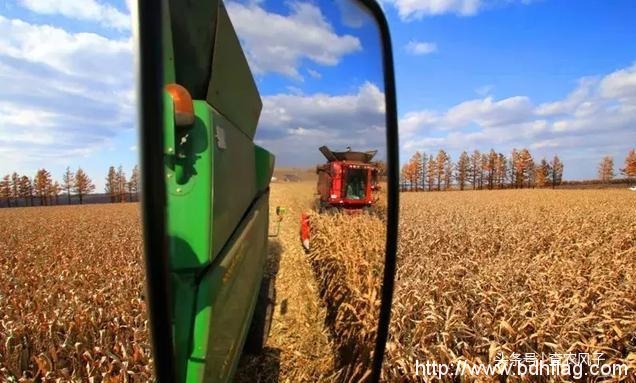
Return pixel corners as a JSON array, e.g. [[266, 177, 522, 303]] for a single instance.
[[316, 146, 379, 212]]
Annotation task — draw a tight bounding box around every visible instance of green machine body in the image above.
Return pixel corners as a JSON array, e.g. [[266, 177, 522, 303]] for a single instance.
[[161, 0, 275, 381]]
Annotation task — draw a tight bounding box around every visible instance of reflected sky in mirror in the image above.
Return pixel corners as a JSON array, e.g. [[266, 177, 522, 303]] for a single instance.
[[226, 0, 386, 166]]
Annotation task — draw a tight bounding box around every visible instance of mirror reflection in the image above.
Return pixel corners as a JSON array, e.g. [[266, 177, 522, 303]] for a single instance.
[[229, 0, 390, 380], [0, 0, 390, 381], [163, 0, 388, 382]]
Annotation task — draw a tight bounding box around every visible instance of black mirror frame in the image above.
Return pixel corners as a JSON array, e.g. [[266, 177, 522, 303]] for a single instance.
[[136, 1, 177, 382], [355, 0, 399, 380], [135, 0, 399, 381]]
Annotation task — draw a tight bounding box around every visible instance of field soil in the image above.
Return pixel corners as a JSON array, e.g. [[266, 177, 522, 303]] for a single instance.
[[235, 181, 340, 382]]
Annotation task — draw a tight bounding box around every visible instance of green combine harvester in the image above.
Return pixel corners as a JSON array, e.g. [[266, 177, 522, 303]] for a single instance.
[[160, 0, 275, 381]]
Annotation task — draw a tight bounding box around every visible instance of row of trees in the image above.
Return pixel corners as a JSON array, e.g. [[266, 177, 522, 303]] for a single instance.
[[105, 165, 140, 203], [401, 148, 565, 191], [598, 149, 636, 182], [401, 148, 636, 192], [0, 167, 95, 207], [0, 165, 140, 208]]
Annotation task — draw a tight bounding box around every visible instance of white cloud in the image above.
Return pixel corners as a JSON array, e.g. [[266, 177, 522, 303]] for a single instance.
[[226, 1, 361, 80], [444, 96, 533, 127], [386, 0, 533, 20], [400, 63, 636, 179], [405, 40, 437, 55], [0, 15, 133, 175], [400, 95, 533, 136], [400, 110, 438, 136], [475, 84, 494, 96], [536, 77, 597, 116], [335, 0, 368, 28], [18, 0, 130, 30], [387, 0, 480, 19], [256, 82, 386, 165], [307, 68, 322, 79], [0, 15, 131, 83], [600, 63, 636, 101]]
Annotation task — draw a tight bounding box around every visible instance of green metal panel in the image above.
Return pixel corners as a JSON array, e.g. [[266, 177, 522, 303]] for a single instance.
[[162, 0, 175, 85], [206, 3, 262, 139], [165, 101, 257, 268], [165, 100, 212, 270], [209, 108, 257, 260], [167, 0, 219, 98], [164, 98, 213, 382], [255, 145, 275, 193], [185, 191, 270, 383], [161, 0, 275, 381]]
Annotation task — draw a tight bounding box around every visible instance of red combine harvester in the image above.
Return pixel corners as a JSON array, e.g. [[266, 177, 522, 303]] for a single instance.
[[300, 146, 379, 250], [316, 146, 378, 212]]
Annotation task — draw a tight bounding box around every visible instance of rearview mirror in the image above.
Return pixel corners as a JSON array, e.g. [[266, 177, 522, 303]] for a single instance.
[[136, 0, 398, 382]]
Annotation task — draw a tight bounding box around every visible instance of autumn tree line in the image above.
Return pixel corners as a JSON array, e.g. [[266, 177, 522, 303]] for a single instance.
[[597, 149, 636, 182], [400, 148, 636, 192], [0, 165, 140, 208]]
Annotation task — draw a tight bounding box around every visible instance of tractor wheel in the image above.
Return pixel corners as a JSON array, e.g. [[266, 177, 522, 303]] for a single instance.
[[244, 276, 276, 354]]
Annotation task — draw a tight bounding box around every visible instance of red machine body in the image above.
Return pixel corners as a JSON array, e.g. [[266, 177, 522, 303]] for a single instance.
[[316, 146, 378, 211]]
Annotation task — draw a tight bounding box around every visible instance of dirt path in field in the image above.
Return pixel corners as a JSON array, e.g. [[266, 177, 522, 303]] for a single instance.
[[234, 182, 340, 383]]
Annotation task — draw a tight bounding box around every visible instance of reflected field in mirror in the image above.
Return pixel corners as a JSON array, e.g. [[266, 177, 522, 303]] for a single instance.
[[227, 0, 389, 381]]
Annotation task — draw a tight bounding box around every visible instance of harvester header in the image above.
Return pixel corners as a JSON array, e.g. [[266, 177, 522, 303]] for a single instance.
[[319, 145, 378, 164]]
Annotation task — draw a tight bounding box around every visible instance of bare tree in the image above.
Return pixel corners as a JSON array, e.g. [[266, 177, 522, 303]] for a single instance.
[[495, 153, 508, 188], [435, 150, 449, 191], [62, 167, 74, 205], [420, 154, 427, 191], [455, 151, 469, 191], [105, 166, 117, 203], [598, 156, 614, 182], [127, 165, 140, 202], [10, 173, 20, 206], [408, 152, 423, 191], [444, 157, 453, 190], [512, 149, 534, 188], [400, 163, 409, 191], [426, 155, 436, 191], [74, 168, 95, 205], [549, 155, 564, 188], [19, 176, 33, 206], [469, 150, 481, 190], [0, 175, 10, 207], [621, 148, 636, 179], [535, 159, 550, 188], [34, 169, 52, 206], [51, 181, 62, 205], [485, 149, 497, 189], [116, 165, 127, 202]]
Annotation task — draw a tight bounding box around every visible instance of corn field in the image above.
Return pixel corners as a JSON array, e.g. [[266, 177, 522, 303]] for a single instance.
[[1, 185, 635, 382], [307, 211, 386, 382], [0, 204, 152, 382], [308, 189, 636, 381]]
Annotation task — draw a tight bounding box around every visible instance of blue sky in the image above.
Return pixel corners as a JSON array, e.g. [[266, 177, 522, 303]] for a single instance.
[[1, 0, 635, 191]]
